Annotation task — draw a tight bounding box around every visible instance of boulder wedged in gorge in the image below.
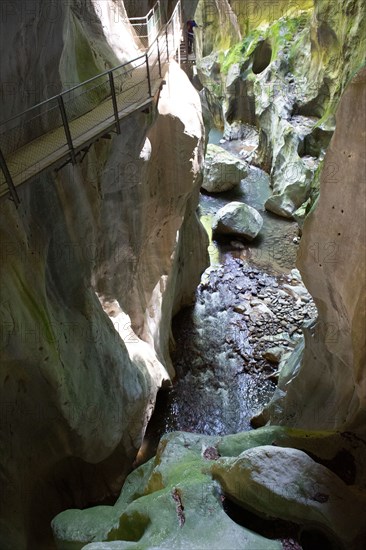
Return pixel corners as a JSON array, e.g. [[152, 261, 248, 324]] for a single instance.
[[261, 67, 366, 433], [212, 201, 263, 240], [0, 6, 207, 548], [202, 144, 248, 192]]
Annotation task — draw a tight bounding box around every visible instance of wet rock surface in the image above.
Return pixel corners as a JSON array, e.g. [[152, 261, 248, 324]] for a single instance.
[[202, 131, 301, 274], [161, 260, 317, 436], [144, 127, 317, 441]]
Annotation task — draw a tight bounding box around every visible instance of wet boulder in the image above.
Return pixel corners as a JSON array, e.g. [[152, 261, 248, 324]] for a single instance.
[[202, 144, 248, 192], [212, 201, 263, 240]]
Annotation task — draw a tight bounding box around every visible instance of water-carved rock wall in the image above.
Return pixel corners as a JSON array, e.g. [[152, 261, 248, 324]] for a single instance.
[[0, 2, 208, 548], [193, 0, 366, 436], [266, 67, 366, 433], [193, 0, 366, 219]]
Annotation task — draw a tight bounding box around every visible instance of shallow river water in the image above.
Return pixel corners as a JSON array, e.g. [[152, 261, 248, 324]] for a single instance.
[[142, 130, 316, 457]]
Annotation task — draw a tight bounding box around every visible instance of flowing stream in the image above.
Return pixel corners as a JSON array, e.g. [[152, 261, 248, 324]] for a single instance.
[[140, 128, 316, 464]]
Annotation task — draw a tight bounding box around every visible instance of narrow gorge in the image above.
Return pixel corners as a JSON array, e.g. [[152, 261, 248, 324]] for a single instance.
[[0, 1, 365, 549]]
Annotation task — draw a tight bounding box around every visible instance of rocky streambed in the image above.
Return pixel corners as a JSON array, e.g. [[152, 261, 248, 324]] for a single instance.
[[143, 130, 318, 456], [162, 261, 316, 435]]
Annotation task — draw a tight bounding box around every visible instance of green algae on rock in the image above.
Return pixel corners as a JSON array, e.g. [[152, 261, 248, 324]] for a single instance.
[[52, 427, 366, 549]]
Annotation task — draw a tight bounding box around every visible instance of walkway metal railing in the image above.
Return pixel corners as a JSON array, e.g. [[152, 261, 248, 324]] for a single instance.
[[129, 0, 162, 48], [0, 0, 182, 206]]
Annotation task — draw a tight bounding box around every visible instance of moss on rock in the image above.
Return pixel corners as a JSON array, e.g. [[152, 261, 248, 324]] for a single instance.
[[52, 427, 366, 549]]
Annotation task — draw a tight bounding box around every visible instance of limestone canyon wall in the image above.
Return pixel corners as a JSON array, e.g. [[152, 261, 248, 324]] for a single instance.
[[266, 67, 366, 434], [194, 0, 366, 219], [0, 1, 208, 548]]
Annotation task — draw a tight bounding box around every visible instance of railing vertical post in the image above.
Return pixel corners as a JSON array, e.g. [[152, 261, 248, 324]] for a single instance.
[[0, 148, 20, 206], [57, 95, 76, 164], [172, 14, 175, 53], [165, 27, 169, 59], [177, 7, 181, 67], [109, 71, 121, 134], [157, 0, 161, 30], [157, 36, 162, 77], [145, 54, 152, 97], [146, 15, 150, 47]]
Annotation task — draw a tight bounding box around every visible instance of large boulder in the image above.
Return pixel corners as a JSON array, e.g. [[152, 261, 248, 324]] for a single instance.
[[51, 427, 366, 550], [211, 445, 366, 550], [212, 201, 263, 240], [52, 431, 283, 550], [202, 144, 248, 192]]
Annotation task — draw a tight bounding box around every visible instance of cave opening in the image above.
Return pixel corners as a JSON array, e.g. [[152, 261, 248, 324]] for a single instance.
[[252, 40, 273, 74]]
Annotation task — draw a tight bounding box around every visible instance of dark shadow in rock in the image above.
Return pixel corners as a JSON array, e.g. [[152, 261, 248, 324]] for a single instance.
[[292, 82, 331, 118], [299, 448, 356, 486], [135, 389, 174, 468], [252, 40, 272, 75], [222, 495, 341, 550], [212, 232, 264, 249]]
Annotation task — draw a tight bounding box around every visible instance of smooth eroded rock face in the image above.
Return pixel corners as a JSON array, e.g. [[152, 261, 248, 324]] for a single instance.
[[51, 427, 366, 550], [262, 66, 366, 433], [202, 144, 248, 192], [0, 5, 208, 548], [212, 201, 263, 240], [196, 0, 366, 217], [211, 445, 366, 549], [51, 430, 283, 550]]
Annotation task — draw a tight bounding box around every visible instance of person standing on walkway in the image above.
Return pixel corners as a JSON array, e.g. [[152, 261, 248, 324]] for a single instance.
[[187, 18, 198, 54]]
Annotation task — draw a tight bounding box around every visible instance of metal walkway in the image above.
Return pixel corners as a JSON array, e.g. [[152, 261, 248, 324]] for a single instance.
[[178, 36, 196, 64], [0, 1, 182, 206]]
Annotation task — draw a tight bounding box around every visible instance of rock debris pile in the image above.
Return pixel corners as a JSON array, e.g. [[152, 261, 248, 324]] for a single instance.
[[165, 257, 317, 436], [200, 259, 317, 379]]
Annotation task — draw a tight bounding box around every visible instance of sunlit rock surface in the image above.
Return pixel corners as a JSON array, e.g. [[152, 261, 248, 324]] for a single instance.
[[212, 445, 366, 549], [0, 3, 207, 549], [94, 61, 208, 376], [262, 67, 366, 433], [212, 201, 263, 240], [202, 144, 248, 192], [194, 0, 366, 217]]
